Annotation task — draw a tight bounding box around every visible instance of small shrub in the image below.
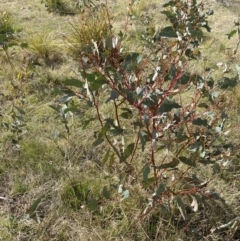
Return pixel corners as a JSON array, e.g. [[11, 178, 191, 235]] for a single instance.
[[57, 0, 237, 219]]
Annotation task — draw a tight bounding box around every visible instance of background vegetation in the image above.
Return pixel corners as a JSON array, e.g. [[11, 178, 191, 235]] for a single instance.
[[0, 0, 240, 240]]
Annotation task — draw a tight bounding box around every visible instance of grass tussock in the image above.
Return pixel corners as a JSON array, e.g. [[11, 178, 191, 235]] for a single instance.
[[0, 11, 14, 34], [24, 31, 64, 66], [65, 7, 110, 57]]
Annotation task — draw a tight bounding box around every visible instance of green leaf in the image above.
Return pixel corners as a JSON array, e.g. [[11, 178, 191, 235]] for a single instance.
[[159, 26, 177, 38], [198, 103, 209, 108], [63, 78, 83, 88], [175, 196, 187, 220], [179, 156, 196, 167], [142, 177, 156, 188], [82, 118, 95, 129], [6, 42, 18, 48], [104, 118, 124, 136], [49, 105, 61, 112], [189, 142, 201, 152], [143, 164, 150, 182], [59, 95, 73, 103], [226, 30, 237, 40], [27, 197, 42, 216], [0, 34, 8, 42], [15, 106, 26, 115], [157, 100, 181, 113], [102, 149, 110, 166], [163, 1, 174, 7], [120, 143, 135, 162], [81, 72, 96, 82], [90, 76, 106, 91], [156, 184, 166, 197], [192, 118, 208, 126], [218, 76, 237, 89], [106, 36, 113, 49], [106, 90, 119, 103], [20, 42, 28, 48], [176, 127, 188, 142], [206, 77, 214, 87], [120, 108, 133, 119], [92, 138, 104, 147], [98, 122, 111, 138], [139, 131, 149, 151], [159, 158, 179, 169], [63, 107, 77, 114], [185, 49, 197, 59], [87, 199, 98, 211], [179, 73, 191, 85], [206, 9, 214, 15], [102, 186, 111, 199]]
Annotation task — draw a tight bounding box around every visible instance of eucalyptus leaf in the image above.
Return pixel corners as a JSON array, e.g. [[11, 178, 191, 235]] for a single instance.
[[179, 156, 196, 167], [92, 138, 104, 147], [63, 78, 83, 88], [192, 118, 208, 126], [156, 184, 166, 197], [120, 143, 135, 162], [159, 159, 179, 169], [143, 164, 150, 182], [102, 149, 110, 166], [175, 196, 187, 220]]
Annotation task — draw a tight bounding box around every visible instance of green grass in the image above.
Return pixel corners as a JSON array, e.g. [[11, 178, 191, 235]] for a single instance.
[[0, 0, 240, 240]]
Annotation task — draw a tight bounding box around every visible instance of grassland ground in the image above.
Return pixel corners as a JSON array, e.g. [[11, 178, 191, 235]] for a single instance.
[[0, 0, 240, 240]]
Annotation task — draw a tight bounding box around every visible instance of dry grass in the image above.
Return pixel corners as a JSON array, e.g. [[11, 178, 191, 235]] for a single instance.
[[0, 0, 240, 240]]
